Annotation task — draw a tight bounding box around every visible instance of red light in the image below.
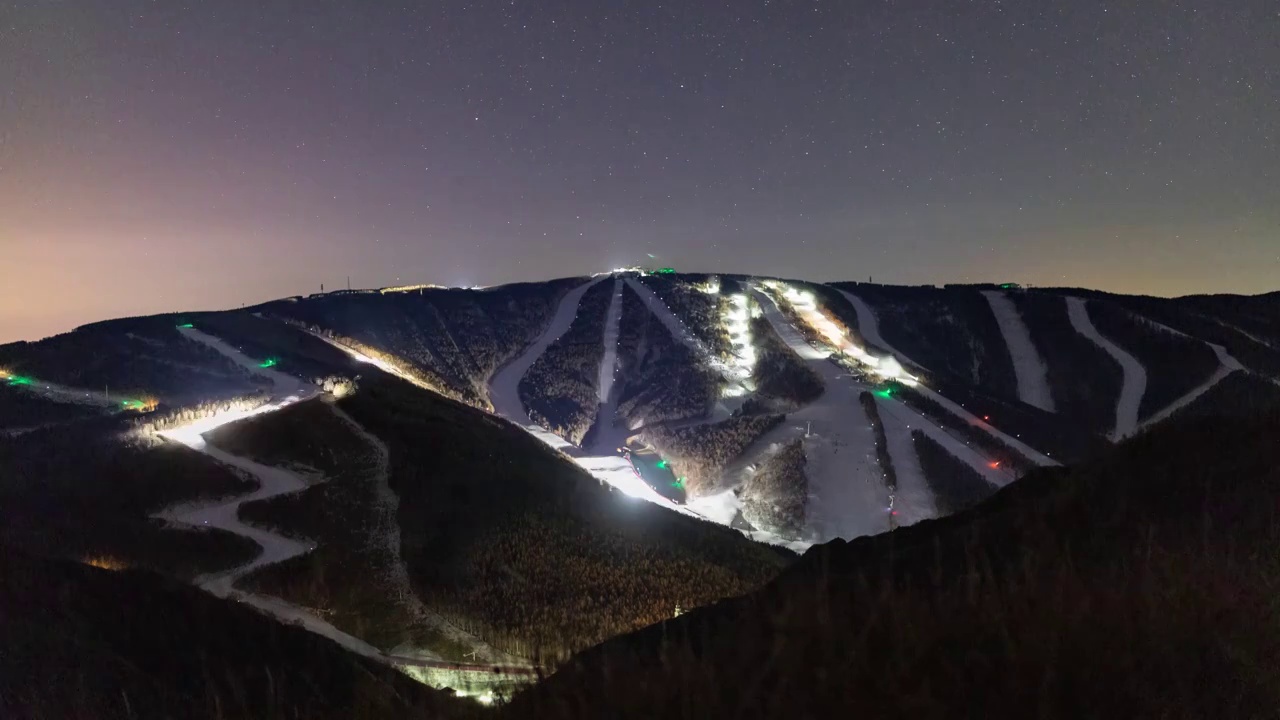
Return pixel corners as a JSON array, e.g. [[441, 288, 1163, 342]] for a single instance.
[[983, 415, 990, 421], [989, 461, 1000, 468]]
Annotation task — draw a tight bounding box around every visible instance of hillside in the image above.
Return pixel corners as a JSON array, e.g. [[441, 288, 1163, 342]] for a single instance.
[[0, 550, 469, 720], [505, 410, 1280, 719], [3, 271, 1280, 715]]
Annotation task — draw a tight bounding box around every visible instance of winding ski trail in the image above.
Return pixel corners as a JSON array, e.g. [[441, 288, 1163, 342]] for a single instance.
[[1065, 297, 1147, 440], [157, 328, 534, 677]]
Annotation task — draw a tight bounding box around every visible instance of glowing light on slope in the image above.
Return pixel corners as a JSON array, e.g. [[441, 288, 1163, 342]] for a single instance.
[[771, 283, 918, 386], [157, 395, 308, 450], [718, 293, 757, 395]]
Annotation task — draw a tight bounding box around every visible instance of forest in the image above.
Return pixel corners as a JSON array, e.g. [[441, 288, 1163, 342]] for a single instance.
[[739, 439, 808, 540]]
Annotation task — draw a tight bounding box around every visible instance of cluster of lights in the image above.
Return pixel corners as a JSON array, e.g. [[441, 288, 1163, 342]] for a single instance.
[[723, 294, 756, 381], [773, 284, 917, 386]]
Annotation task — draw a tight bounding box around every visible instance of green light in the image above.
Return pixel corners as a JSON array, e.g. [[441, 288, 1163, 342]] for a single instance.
[[177, 323, 194, 328], [656, 460, 667, 469], [259, 358, 278, 368], [670, 476, 686, 488], [875, 388, 892, 398], [655, 267, 676, 274], [9, 375, 33, 386]]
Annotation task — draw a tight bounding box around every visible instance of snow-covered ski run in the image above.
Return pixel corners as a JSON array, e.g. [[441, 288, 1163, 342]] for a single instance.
[[1136, 341, 1243, 432], [487, 276, 680, 508], [587, 277, 628, 454], [836, 288, 1061, 468], [750, 291, 914, 539], [1065, 297, 1147, 440], [982, 290, 1055, 412], [156, 328, 533, 677]]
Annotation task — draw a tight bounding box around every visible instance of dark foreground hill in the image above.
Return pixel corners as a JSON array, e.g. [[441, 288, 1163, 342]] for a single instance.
[[505, 411, 1280, 719], [0, 551, 471, 720]]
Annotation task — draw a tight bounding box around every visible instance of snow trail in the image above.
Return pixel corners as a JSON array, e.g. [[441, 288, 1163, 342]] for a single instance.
[[835, 288, 925, 370], [156, 443, 315, 596], [982, 290, 1055, 412], [597, 278, 623, 405], [489, 277, 607, 423], [329, 404, 525, 666], [1065, 297, 1146, 440], [754, 291, 894, 542], [177, 326, 308, 397], [156, 328, 534, 677], [586, 278, 630, 454], [837, 288, 1059, 467], [872, 397, 938, 524], [623, 277, 713, 360], [1136, 342, 1243, 431]]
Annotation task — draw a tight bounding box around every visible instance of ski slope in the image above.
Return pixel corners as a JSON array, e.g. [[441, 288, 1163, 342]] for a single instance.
[[1136, 341, 1243, 431], [754, 291, 896, 542], [158, 328, 532, 677], [489, 276, 607, 423], [587, 278, 628, 454], [623, 276, 750, 387], [837, 288, 1060, 467], [597, 278, 623, 406], [871, 396, 939, 524], [1065, 297, 1147, 440], [983, 290, 1055, 412], [835, 288, 925, 369]]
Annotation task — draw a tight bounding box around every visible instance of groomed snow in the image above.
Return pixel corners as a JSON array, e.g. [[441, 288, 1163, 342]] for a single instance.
[[587, 278, 629, 454], [754, 291, 895, 543], [1065, 296, 1147, 440], [157, 328, 533, 678], [1136, 341, 1243, 431], [489, 277, 607, 423], [982, 290, 1055, 412], [838, 288, 1060, 468]]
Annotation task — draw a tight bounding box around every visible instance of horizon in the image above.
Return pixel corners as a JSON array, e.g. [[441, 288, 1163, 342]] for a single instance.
[[4, 265, 1275, 346]]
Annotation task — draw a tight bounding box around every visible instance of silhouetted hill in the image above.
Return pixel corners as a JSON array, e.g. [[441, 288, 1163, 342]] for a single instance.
[[507, 411, 1280, 719], [0, 551, 470, 720]]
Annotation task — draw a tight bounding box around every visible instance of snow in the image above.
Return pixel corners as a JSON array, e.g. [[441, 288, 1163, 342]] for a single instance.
[[874, 395, 1011, 487], [1065, 296, 1147, 440], [623, 276, 749, 386], [177, 326, 308, 398], [982, 290, 1056, 412], [623, 277, 712, 360], [835, 288, 926, 370], [330, 405, 524, 666], [1136, 341, 1243, 431], [597, 278, 623, 405], [155, 443, 313, 595], [754, 291, 895, 543], [872, 396, 938, 525], [489, 277, 607, 423], [837, 288, 1060, 468], [586, 278, 630, 454]]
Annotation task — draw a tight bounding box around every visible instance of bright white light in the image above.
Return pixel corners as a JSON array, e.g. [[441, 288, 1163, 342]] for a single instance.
[[157, 395, 307, 450]]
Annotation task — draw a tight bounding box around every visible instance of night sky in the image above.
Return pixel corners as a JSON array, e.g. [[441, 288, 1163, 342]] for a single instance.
[[3, 1, 1276, 343]]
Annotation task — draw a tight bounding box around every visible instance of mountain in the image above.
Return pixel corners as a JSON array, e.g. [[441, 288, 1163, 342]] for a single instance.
[[2, 271, 1278, 715], [504, 410, 1280, 719]]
